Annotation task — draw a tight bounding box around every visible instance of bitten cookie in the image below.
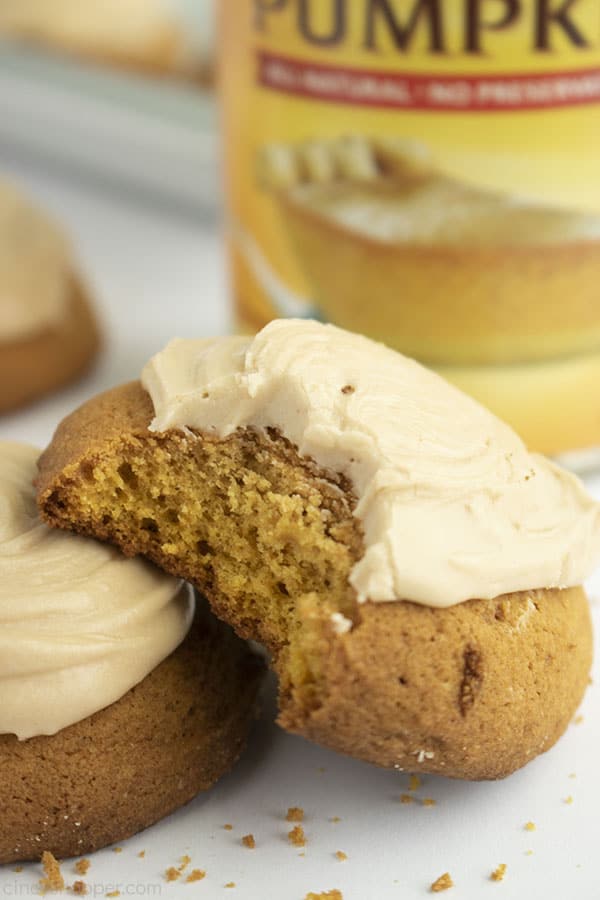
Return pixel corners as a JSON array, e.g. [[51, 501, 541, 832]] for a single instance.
[[37, 321, 597, 781], [0, 442, 263, 865], [0, 181, 100, 415]]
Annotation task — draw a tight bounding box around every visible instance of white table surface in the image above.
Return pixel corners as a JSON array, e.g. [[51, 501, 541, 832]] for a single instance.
[[0, 154, 599, 900]]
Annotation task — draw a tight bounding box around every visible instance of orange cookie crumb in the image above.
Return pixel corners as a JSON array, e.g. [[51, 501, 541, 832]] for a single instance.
[[165, 867, 181, 882], [288, 825, 307, 847], [137, 851, 146, 859], [574, 715, 584, 725], [74, 860, 91, 876], [40, 851, 65, 893], [524, 822, 536, 832], [72, 881, 87, 895], [106, 893, 120, 898], [224, 824, 234, 831], [335, 851, 347, 861], [400, 794, 414, 804], [409, 775, 421, 792], [491, 864, 507, 882], [225, 883, 236, 889], [179, 855, 191, 870], [431, 872, 454, 892], [305, 891, 343, 900], [242, 834, 256, 849], [186, 870, 206, 883], [13, 866, 23, 873], [422, 798, 436, 807], [112, 848, 123, 854], [286, 807, 304, 822]]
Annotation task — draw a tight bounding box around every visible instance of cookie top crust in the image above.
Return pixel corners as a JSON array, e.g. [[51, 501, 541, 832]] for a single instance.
[[0, 441, 192, 740], [142, 319, 600, 607], [0, 181, 73, 342]]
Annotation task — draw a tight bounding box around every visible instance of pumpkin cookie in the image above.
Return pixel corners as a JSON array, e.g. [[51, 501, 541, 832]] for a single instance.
[[36, 320, 597, 780], [0, 442, 262, 865], [0, 181, 100, 414]]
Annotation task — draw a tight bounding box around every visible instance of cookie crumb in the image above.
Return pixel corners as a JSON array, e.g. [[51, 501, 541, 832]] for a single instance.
[[242, 834, 256, 849], [564, 796, 574, 805], [225, 883, 236, 889], [165, 867, 181, 882], [40, 851, 65, 893], [335, 851, 347, 861], [179, 855, 191, 871], [106, 893, 120, 898], [288, 825, 307, 847], [569, 773, 577, 779], [400, 794, 414, 804], [72, 881, 87, 895], [341, 385, 355, 395], [491, 864, 507, 882], [431, 872, 453, 892], [137, 851, 145, 859], [524, 821, 536, 832], [13, 866, 23, 873], [422, 798, 436, 807], [574, 715, 584, 725], [305, 892, 342, 900], [74, 860, 90, 876], [286, 807, 304, 823], [329, 817, 341, 824], [186, 870, 206, 883], [224, 824, 234, 831], [409, 775, 421, 792], [112, 847, 123, 854], [525, 850, 534, 857]]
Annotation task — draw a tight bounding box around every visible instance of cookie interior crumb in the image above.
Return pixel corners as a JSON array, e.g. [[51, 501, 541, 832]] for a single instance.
[[74, 860, 91, 876], [225, 883, 236, 889], [137, 851, 146, 859], [40, 851, 65, 893], [186, 870, 206, 883], [524, 821, 536, 832], [431, 872, 454, 892], [422, 798, 436, 807], [106, 892, 120, 898], [72, 880, 87, 895], [335, 851, 347, 861], [287, 807, 305, 823], [165, 867, 180, 882], [242, 834, 256, 849], [400, 793, 414, 804], [491, 864, 507, 882], [224, 824, 234, 831], [112, 847, 123, 854], [288, 825, 307, 847]]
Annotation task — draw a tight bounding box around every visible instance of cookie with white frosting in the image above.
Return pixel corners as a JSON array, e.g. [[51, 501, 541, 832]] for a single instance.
[[36, 320, 597, 780], [0, 182, 100, 415], [0, 442, 262, 864]]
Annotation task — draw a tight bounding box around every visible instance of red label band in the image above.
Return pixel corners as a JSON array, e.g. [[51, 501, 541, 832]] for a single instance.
[[257, 51, 600, 112]]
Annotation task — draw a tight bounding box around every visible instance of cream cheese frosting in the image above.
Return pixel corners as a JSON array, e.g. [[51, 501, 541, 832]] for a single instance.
[[0, 181, 71, 342], [142, 319, 600, 608], [0, 442, 193, 741]]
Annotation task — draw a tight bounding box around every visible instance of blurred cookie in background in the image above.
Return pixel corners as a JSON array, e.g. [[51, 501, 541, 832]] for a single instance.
[[0, 0, 214, 82], [0, 180, 100, 415]]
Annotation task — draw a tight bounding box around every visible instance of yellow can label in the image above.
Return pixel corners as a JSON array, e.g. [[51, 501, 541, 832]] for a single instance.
[[219, 0, 600, 454]]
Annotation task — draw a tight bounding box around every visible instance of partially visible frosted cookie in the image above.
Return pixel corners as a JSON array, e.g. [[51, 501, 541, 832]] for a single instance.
[[0, 181, 100, 414], [0, 442, 262, 864]]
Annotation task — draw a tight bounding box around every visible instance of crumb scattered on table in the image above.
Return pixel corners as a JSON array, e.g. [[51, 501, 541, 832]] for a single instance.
[[491, 864, 507, 882], [179, 855, 191, 871], [106, 892, 120, 898], [422, 798, 436, 807], [225, 883, 236, 889], [112, 848, 122, 854], [305, 892, 343, 900], [40, 851, 65, 893], [242, 834, 256, 849], [13, 866, 23, 873], [431, 872, 454, 892], [287, 807, 304, 823], [74, 860, 90, 876], [574, 715, 584, 725], [329, 817, 341, 824], [165, 867, 181, 883], [186, 870, 206, 883], [137, 851, 145, 859], [335, 851, 347, 861], [409, 775, 421, 792], [525, 850, 534, 857], [288, 825, 307, 847], [564, 796, 574, 805], [72, 880, 87, 895], [400, 794, 414, 804], [524, 821, 536, 832], [224, 824, 234, 831]]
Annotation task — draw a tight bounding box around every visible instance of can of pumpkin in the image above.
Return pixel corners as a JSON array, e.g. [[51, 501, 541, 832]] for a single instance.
[[219, 0, 600, 456]]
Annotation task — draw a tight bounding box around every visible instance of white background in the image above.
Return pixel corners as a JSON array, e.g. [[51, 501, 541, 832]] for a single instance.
[[0, 152, 599, 900]]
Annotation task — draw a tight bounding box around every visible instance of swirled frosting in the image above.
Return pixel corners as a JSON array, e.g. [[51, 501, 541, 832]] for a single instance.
[[142, 319, 600, 608], [0, 442, 193, 740]]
